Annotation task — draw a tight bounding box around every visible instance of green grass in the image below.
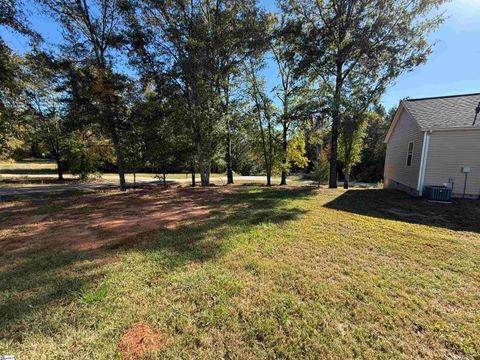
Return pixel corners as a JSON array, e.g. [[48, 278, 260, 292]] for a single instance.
[[1, 187, 479, 358], [0, 159, 227, 179], [0, 158, 58, 175], [0, 159, 264, 181]]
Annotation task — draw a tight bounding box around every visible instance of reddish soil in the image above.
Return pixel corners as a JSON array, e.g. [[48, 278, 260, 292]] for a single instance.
[[0, 186, 226, 258], [118, 323, 164, 360]]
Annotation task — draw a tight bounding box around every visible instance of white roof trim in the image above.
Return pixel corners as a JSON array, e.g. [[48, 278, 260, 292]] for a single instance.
[[384, 104, 403, 143], [426, 126, 480, 132]]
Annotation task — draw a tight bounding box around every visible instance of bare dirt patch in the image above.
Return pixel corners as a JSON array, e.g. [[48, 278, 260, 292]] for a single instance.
[[118, 323, 164, 360], [0, 186, 227, 258]]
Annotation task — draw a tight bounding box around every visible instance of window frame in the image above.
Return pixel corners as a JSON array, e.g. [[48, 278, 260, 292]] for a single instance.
[[406, 141, 414, 167]]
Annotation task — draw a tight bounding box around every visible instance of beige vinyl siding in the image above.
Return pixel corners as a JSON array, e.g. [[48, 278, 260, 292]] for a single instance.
[[424, 130, 480, 197], [384, 107, 424, 193]]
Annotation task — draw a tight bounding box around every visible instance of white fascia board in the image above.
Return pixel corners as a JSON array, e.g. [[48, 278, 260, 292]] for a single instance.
[[417, 131, 431, 195], [423, 126, 480, 132], [384, 104, 403, 143]]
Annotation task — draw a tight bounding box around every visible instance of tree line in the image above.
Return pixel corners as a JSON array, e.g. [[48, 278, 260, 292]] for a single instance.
[[0, 0, 445, 189]]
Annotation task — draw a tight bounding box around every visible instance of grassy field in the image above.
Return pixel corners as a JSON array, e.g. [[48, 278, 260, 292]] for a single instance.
[[0, 158, 58, 175], [0, 159, 309, 190], [0, 159, 237, 179], [0, 159, 261, 182], [1, 186, 479, 359]]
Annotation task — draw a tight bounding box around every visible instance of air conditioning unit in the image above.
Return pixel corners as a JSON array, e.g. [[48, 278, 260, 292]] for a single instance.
[[424, 185, 452, 202]]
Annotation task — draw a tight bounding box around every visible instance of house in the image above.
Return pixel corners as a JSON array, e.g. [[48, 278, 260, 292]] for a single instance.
[[384, 93, 480, 198]]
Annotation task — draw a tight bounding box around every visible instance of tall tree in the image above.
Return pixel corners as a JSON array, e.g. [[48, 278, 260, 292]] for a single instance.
[[271, 14, 314, 185], [41, 0, 131, 190], [280, 0, 446, 188], [213, 8, 268, 184], [21, 51, 68, 180], [339, 111, 366, 189], [124, 0, 268, 186], [247, 58, 277, 186], [0, 42, 23, 157], [1, 0, 40, 157], [351, 108, 391, 182]]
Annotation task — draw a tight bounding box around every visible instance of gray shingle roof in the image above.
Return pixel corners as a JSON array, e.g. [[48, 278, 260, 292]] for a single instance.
[[402, 93, 480, 129]]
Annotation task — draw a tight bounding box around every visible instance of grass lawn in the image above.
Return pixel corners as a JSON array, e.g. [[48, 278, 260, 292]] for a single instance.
[[0, 159, 266, 183], [0, 158, 58, 176], [1, 186, 479, 358]]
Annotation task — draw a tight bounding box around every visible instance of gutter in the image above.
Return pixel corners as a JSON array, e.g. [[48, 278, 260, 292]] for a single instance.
[[422, 126, 480, 132], [417, 131, 431, 196]]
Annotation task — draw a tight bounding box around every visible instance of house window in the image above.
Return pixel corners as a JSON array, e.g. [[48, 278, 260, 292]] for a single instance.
[[406, 141, 414, 167]]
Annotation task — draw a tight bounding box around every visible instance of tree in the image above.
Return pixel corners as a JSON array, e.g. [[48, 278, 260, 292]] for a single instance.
[[40, 0, 131, 190], [272, 13, 316, 185], [280, 0, 446, 188], [339, 112, 366, 189], [20, 51, 70, 180], [1, 0, 41, 157], [62, 128, 114, 179], [352, 107, 392, 182], [124, 0, 268, 186], [305, 113, 329, 186], [246, 58, 278, 186], [1, 0, 41, 40], [213, 10, 268, 184], [286, 131, 309, 171], [0, 42, 23, 157]]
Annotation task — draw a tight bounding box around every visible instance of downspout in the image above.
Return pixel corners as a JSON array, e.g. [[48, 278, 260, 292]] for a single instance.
[[417, 130, 431, 196]]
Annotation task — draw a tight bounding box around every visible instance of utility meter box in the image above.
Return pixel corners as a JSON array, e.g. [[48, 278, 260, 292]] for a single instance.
[[462, 166, 471, 173]]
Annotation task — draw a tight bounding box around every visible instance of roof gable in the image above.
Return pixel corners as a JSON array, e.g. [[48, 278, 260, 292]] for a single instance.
[[402, 93, 480, 129], [384, 105, 420, 143], [385, 93, 480, 143]]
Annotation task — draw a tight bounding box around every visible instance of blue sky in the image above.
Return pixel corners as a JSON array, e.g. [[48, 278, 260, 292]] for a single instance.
[[2, 0, 479, 110]]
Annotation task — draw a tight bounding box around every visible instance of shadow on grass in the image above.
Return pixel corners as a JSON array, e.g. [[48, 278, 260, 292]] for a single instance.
[[324, 189, 480, 233], [0, 178, 77, 185], [0, 189, 93, 204], [0, 186, 315, 334], [0, 168, 58, 175]]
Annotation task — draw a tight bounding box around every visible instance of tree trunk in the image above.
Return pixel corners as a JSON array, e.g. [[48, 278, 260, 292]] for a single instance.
[[199, 159, 210, 186], [266, 118, 274, 188], [55, 154, 64, 182], [105, 102, 127, 191], [329, 63, 343, 189], [344, 165, 350, 189], [226, 122, 234, 184], [80, 146, 87, 180], [111, 133, 127, 191], [250, 65, 272, 187], [191, 160, 196, 187], [280, 170, 287, 186], [280, 124, 287, 186], [103, 73, 126, 191], [329, 114, 339, 188], [196, 142, 210, 186], [133, 169, 136, 190]]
